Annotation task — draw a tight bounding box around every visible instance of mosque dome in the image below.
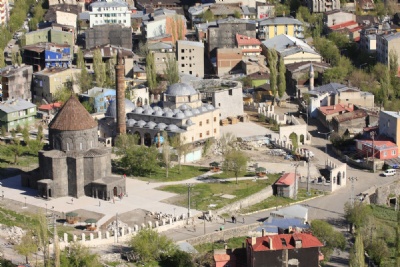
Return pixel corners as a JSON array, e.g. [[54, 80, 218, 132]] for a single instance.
[[173, 108, 181, 114], [153, 110, 163, 116], [192, 108, 200, 115], [105, 99, 135, 118], [165, 83, 198, 96], [142, 105, 151, 110], [155, 123, 167, 130], [164, 111, 174, 118], [134, 107, 144, 114], [166, 124, 179, 132], [199, 106, 208, 112], [163, 107, 172, 113], [206, 104, 215, 110], [146, 121, 157, 129], [153, 106, 162, 111], [127, 119, 136, 127], [186, 119, 194, 126], [179, 104, 190, 111], [136, 120, 146, 127], [175, 112, 185, 119], [184, 110, 193, 117], [143, 108, 153, 115]]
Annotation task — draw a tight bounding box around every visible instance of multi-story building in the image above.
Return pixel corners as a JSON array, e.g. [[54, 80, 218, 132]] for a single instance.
[[376, 31, 400, 66], [235, 33, 261, 56], [89, 0, 131, 28], [208, 17, 256, 57], [148, 42, 175, 75], [0, 0, 9, 25], [257, 3, 275, 19], [23, 27, 74, 46], [379, 111, 400, 145], [84, 24, 132, 50], [246, 233, 324, 267], [214, 0, 257, 8], [258, 17, 304, 40], [0, 65, 33, 102], [32, 67, 81, 103], [22, 42, 73, 72], [176, 40, 204, 78], [308, 0, 340, 13], [323, 10, 355, 28], [0, 98, 37, 131], [216, 48, 243, 76], [359, 23, 394, 54]]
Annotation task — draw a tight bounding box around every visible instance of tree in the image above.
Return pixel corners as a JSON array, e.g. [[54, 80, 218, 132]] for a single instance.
[[323, 56, 353, 83], [367, 238, 389, 266], [119, 145, 159, 176], [52, 87, 72, 104], [105, 53, 116, 88], [344, 201, 371, 233], [11, 52, 17, 65], [146, 52, 158, 90], [389, 49, 400, 97], [34, 212, 50, 267], [219, 132, 236, 156], [129, 228, 177, 264], [0, 48, 5, 68], [76, 48, 85, 69], [313, 37, 340, 65], [160, 249, 194, 267], [233, 10, 241, 18], [60, 243, 101, 267], [37, 124, 44, 142], [15, 231, 38, 264], [161, 132, 171, 178], [199, 10, 215, 22], [81, 100, 94, 113], [350, 233, 365, 267], [327, 32, 350, 49], [223, 150, 248, 184], [115, 134, 139, 155], [311, 220, 346, 263], [163, 54, 179, 85], [75, 67, 93, 94], [16, 51, 22, 65], [267, 49, 278, 101], [171, 135, 191, 173], [396, 210, 400, 267], [6, 138, 27, 164], [277, 57, 286, 98], [92, 49, 106, 87]]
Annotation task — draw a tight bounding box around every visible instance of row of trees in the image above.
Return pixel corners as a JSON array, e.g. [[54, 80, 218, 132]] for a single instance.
[[146, 51, 180, 93], [267, 49, 286, 101]]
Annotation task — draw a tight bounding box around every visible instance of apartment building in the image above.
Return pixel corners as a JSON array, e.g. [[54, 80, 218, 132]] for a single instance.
[[258, 17, 304, 40], [89, 0, 131, 28], [376, 31, 400, 66], [308, 0, 340, 13], [176, 40, 204, 78]]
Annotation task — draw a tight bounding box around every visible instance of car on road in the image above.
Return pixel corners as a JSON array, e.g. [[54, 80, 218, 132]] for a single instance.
[[382, 169, 396, 176], [303, 148, 314, 158]]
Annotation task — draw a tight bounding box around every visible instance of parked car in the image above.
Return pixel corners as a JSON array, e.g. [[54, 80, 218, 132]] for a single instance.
[[382, 169, 396, 176]]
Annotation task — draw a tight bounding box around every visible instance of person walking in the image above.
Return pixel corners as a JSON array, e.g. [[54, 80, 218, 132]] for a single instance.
[[231, 216, 234, 223], [71, 198, 73, 204]]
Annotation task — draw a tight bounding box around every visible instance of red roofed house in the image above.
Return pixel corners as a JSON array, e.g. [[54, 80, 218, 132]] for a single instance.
[[246, 233, 324, 267], [356, 140, 398, 160], [328, 21, 361, 42], [317, 103, 354, 129], [275, 172, 297, 198], [214, 249, 236, 267], [235, 33, 262, 56]]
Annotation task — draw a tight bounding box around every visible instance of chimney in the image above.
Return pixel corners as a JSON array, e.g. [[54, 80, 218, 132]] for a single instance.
[[251, 236, 256, 246], [333, 105, 336, 110], [268, 237, 273, 250], [262, 229, 265, 237]]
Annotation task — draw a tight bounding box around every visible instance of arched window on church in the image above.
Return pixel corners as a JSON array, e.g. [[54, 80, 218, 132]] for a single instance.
[[90, 141, 93, 148], [67, 143, 69, 151], [80, 143, 83, 150]]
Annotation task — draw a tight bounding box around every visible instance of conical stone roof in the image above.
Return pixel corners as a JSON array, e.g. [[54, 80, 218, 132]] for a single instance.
[[49, 95, 97, 131]]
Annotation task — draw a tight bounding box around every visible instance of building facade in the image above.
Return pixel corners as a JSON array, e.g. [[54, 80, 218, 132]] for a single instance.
[[216, 48, 243, 76], [0, 65, 33, 102], [376, 31, 400, 66], [258, 17, 304, 40], [323, 10, 355, 27], [379, 111, 400, 145], [148, 42, 175, 75], [308, 0, 340, 13], [176, 40, 204, 78], [23, 27, 74, 46], [84, 24, 132, 50], [356, 140, 398, 160], [236, 33, 261, 56], [0, 0, 9, 25], [275, 172, 296, 198], [89, 0, 131, 28], [32, 67, 81, 103], [0, 98, 37, 131]]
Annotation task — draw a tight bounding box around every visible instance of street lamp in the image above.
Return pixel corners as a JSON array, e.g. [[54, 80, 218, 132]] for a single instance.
[[318, 130, 334, 154], [186, 184, 193, 219]]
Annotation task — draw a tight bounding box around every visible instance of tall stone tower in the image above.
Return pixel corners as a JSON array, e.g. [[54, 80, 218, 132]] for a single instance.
[[115, 50, 126, 135], [309, 63, 314, 91]]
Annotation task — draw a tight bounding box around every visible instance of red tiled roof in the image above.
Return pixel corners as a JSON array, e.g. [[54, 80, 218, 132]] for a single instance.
[[247, 233, 324, 252], [318, 104, 354, 116], [39, 102, 62, 111], [329, 20, 358, 30], [359, 140, 398, 150], [236, 33, 261, 46], [214, 254, 231, 262], [275, 172, 295, 186]]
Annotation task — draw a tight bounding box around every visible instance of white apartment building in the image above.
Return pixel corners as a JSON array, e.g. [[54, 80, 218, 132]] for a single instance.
[[308, 0, 340, 13], [89, 0, 131, 28], [0, 0, 9, 25], [176, 40, 204, 78], [376, 31, 400, 66]]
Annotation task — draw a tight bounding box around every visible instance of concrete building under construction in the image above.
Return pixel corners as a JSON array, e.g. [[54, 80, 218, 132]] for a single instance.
[[85, 24, 132, 50]]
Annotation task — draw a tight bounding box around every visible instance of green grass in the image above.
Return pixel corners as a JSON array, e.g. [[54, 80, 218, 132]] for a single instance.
[[0, 205, 40, 229], [194, 236, 248, 253], [240, 189, 322, 214], [157, 175, 278, 210], [209, 171, 256, 179], [135, 165, 209, 182], [0, 142, 39, 177]]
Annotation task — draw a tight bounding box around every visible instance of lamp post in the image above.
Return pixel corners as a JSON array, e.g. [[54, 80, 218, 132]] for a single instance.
[[186, 184, 193, 219], [318, 130, 334, 154], [291, 163, 300, 200]]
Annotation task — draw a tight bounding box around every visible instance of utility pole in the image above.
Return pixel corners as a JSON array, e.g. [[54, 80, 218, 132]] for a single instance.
[[349, 177, 358, 206], [307, 156, 310, 196], [293, 164, 299, 200], [203, 212, 206, 235], [116, 212, 119, 243], [371, 131, 376, 173], [187, 184, 193, 219], [53, 210, 60, 267]]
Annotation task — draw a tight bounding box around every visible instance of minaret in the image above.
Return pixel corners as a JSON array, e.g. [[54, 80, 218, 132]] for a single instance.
[[309, 63, 314, 91], [115, 50, 126, 135]]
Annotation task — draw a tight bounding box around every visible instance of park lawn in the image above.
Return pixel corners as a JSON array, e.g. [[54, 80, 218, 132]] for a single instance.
[[209, 171, 256, 179], [157, 178, 275, 211], [136, 165, 209, 182], [194, 236, 248, 254], [240, 189, 323, 214], [0, 205, 40, 229], [0, 142, 39, 177]]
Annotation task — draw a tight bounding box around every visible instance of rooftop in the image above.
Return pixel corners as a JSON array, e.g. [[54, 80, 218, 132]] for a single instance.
[[0, 65, 33, 77], [333, 109, 368, 123], [23, 42, 71, 53], [258, 17, 303, 26], [177, 40, 204, 48], [318, 104, 354, 116], [34, 67, 73, 76], [148, 41, 174, 51], [285, 61, 330, 72], [247, 233, 323, 251], [329, 20, 358, 30], [49, 94, 98, 131], [90, 1, 128, 9], [236, 33, 261, 46], [261, 35, 319, 57], [381, 31, 400, 41], [275, 172, 295, 186], [0, 98, 36, 113], [358, 140, 398, 150], [84, 44, 133, 58]]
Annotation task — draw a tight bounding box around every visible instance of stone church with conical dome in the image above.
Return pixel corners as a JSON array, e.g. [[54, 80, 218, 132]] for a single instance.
[[23, 95, 126, 199]]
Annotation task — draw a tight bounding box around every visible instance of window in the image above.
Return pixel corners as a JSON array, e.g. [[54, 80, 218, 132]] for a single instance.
[[214, 117, 216, 122], [384, 151, 387, 156], [80, 143, 83, 150], [181, 49, 184, 53], [181, 64, 184, 67], [229, 89, 232, 95], [199, 121, 202, 126], [181, 57, 184, 60], [206, 119, 209, 124], [392, 150, 396, 155], [206, 130, 210, 135], [200, 133, 203, 138]]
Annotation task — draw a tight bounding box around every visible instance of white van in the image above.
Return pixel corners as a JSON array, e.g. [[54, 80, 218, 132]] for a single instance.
[[383, 169, 396, 176]]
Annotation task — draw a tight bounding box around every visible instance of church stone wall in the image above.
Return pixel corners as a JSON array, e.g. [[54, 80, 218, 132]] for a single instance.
[[83, 153, 112, 184], [50, 127, 98, 151], [51, 157, 68, 197], [67, 156, 85, 198]]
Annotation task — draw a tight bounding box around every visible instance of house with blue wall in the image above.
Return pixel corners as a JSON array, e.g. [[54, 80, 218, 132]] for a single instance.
[[79, 87, 116, 113], [23, 42, 72, 71]]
